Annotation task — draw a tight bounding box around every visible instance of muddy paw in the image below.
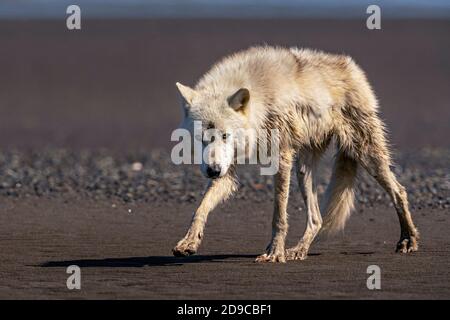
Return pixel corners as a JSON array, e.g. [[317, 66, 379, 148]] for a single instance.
[[396, 236, 418, 253], [255, 246, 286, 263], [285, 246, 308, 261], [172, 240, 198, 257]]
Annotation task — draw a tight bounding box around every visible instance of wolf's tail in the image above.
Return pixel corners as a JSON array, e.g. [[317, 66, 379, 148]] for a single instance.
[[320, 151, 358, 235]]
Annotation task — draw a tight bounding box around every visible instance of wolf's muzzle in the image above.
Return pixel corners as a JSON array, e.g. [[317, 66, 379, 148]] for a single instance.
[[206, 165, 221, 179]]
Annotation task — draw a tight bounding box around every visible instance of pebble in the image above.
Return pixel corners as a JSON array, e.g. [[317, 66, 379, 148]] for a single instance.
[[0, 148, 448, 209], [131, 162, 143, 172]]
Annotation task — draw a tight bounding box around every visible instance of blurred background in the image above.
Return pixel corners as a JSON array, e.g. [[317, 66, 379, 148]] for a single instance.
[[0, 0, 449, 151]]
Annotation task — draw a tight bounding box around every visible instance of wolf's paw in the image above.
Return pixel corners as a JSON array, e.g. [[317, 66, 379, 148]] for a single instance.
[[285, 246, 308, 261], [255, 245, 286, 263], [396, 236, 418, 253], [172, 239, 198, 257], [255, 253, 286, 263]]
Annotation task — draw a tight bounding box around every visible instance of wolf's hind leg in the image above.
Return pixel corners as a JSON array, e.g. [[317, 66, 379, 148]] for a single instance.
[[286, 151, 322, 261], [256, 149, 294, 263], [337, 104, 418, 252], [362, 154, 419, 253], [172, 170, 237, 257]]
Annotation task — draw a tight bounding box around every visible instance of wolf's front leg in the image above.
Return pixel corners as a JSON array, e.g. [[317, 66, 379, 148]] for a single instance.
[[173, 171, 237, 257], [286, 151, 323, 261], [256, 150, 294, 263]]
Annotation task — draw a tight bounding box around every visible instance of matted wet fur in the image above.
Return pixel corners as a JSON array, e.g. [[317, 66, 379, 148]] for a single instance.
[[172, 46, 419, 263]]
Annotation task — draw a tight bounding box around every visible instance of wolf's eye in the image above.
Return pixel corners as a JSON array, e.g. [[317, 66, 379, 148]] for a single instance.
[[204, 134, 215, 143]]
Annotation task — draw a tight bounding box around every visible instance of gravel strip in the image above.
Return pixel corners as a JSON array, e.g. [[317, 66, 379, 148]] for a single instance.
[[0, 148, 448, 209]]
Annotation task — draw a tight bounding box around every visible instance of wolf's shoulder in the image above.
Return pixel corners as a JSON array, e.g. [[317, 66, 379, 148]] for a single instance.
[[206, 46, 294, 72], [216, 46, 354, 67], [196, 46, 297, 90], [289, 47, 354, 68], [195, 46, 358, 94], [200, 46, 354, 78]]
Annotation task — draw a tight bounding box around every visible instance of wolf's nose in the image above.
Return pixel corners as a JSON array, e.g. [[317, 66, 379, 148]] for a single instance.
[[206, 165, 221, 178]]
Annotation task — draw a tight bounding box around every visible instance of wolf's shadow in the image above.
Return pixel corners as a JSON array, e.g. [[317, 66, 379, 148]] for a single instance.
[[40, 254, 257, 268], [40, 252, 327, 268]]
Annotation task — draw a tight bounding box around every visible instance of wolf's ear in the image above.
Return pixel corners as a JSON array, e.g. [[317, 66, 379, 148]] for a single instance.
[[176, 82, 197, 106], [227, 88, 250, 112]]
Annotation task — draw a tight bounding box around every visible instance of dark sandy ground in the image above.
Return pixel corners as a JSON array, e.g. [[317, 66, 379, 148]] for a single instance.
[[0, 147, 447, 299], [0, 197, 449, 299], [0, 19, 449, 299]]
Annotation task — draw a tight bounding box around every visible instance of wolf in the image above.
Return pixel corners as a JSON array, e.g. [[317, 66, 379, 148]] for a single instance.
[[172, 46, 418, 263]]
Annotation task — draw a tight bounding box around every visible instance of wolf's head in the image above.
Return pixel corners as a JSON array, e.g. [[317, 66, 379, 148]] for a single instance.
[[176, 82, 254, 179]]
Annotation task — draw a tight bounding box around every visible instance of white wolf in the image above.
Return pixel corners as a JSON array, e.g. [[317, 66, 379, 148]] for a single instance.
[[172, 46, 418, 263]]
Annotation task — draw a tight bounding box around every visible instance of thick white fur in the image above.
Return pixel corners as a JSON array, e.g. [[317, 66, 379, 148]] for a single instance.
[[173, 46, 419, 262]]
